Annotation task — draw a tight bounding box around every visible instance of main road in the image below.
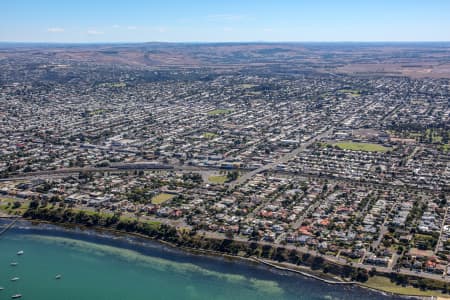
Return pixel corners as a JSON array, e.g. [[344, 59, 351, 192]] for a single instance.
[[227, 126, 334, 190], [226, 99, 381, 189]]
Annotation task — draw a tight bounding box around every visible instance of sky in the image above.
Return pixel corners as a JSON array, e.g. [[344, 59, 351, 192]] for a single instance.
[[1, 0, 450, 43]]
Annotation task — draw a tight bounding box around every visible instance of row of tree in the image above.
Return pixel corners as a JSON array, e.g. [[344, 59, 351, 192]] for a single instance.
[[24, 205, 450, 290]]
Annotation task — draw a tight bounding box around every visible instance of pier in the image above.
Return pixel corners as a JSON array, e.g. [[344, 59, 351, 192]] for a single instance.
[[0, 217, 20, 236]]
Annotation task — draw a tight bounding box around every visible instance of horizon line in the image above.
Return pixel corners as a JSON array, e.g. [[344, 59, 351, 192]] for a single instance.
[[1, 40, 450, 45]]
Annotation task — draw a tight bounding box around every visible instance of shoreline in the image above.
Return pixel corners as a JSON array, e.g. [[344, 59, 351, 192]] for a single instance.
[[2, 217, 352, 283], [1, 217, 440, 299]]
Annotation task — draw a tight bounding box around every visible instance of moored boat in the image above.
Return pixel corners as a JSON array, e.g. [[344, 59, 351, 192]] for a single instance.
[[16, 250, 24, 256], [11, 294, 22, 299], [10, 277, 19, 282]]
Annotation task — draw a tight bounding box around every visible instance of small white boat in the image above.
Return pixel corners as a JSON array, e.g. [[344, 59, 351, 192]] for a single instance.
[[11, 294, 22, 299], [16, 251, 24, 256], [10, 262, 18, 266], [10, 277, 19, 282], [55, 274, 62, 279], [0, 286, 4, 291]]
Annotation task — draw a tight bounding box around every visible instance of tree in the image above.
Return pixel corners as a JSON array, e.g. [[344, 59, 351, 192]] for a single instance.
[[226, 171, 239, 182], [311, 256, 324, 270], [418, 279, 427, 290], [29, 200, 39, 209], [288, 249, 300, 264], [50, 195, 61, 203], [225, 230, 234, 240], [355, 269, 369, 282], [300, 182, 308, 193]]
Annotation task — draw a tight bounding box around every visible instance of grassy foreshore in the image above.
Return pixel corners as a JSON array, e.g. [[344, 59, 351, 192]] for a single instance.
[[362, 276, 450, 298], [1, 205, 450, 299]]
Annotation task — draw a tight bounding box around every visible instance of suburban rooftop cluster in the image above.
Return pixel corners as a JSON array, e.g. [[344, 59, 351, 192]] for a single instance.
[[0, 45, 449, 283]]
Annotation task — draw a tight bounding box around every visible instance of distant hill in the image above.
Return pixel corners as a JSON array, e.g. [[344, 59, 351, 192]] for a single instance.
[[1, 42, 450, 78]]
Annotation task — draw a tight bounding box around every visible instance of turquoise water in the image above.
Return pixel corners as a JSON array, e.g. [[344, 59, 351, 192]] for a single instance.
[[0, 223, 406, 300]]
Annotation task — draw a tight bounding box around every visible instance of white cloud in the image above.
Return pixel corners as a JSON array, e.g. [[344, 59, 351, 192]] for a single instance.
[[223, 27, 233, 32], [127, 26, 137, 30], [47, 27, 64, 33], [87, 29, 104, 35], [112, 25, 121, 29]]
